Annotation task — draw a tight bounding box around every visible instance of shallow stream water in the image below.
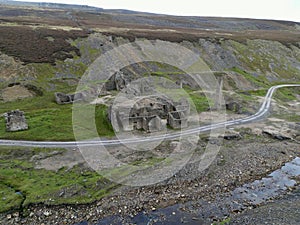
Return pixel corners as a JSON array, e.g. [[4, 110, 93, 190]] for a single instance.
[[76, 157, 300, 225]]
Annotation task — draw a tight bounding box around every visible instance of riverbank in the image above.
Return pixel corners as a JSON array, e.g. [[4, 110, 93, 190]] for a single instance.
[[0, 132, 299, 224]]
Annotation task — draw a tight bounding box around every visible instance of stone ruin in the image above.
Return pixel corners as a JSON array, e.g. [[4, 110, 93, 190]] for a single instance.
[[54, 85, 107, 105], [106, 75, 190, 133], [168, 111, 188, 129], [54, 92, 84, 105], [105, 70, 186, 93], [109, 96, 189, 133], [4, 110, 28, 132], [226, 101, 242, 113], [54, 92, 85, 104], [105, 70, 137, 92]]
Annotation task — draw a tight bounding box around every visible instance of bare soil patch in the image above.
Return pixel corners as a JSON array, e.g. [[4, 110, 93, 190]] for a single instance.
[[1, 85, 34, 101]]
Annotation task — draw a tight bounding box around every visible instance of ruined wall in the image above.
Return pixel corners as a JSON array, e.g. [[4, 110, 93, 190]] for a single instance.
[[4, 110, 28, 132]]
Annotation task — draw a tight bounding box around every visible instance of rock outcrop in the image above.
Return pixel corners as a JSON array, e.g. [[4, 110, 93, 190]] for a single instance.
[[262, 128, 292, 140]]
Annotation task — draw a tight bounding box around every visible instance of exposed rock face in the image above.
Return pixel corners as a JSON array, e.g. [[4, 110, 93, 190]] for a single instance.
[[198, 39, 241, 71], [4, 110, 28, 132]]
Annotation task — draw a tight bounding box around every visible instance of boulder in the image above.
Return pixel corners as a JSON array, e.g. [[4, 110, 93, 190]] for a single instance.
[[220, 130, 242, 140], [262, 129, 292, 140]]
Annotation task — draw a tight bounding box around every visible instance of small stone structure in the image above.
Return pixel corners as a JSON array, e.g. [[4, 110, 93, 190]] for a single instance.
[[168, 111, 188, 129], [226, 102, 241, 113], [55, 92, 84, 104], [105, 71, 137, 92], [4, 110, 28, 132]]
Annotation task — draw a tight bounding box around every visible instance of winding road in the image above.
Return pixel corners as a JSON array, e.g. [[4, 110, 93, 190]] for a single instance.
[[0, 84, 299, 148]]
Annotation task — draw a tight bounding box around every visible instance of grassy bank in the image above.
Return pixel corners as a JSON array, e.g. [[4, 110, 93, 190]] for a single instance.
[[0, 147, 117, 213]]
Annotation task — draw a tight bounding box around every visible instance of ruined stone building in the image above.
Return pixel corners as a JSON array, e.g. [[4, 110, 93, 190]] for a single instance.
[[54, 92, 85, 104], [168, 102, 189, 129], [4, 110, 28, 132], [109, 95, 189, 133], [105, 70, 138, 92]]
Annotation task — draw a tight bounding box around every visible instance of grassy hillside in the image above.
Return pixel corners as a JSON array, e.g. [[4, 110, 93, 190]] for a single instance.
[[0, 3, 299, 141], [0, 2, 299, 218]]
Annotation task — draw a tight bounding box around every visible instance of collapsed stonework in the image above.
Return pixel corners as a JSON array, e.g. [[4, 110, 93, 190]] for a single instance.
[[105, 71, 137, 91], [168, 111, 188, 129], [54, 84, 107, 104], [105, 70, 188, 93], [4, 110, 28, 132], [54, 92, 85, 104], [106, 75, 190, 133], [109, 95, 189, 132], [226, 101, 242, 113]]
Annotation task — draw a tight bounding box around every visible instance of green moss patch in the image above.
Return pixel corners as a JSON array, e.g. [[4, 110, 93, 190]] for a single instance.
[[0, 156, 116, 213]]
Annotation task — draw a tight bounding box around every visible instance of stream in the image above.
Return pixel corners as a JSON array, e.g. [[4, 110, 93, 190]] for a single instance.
[[76, 157, 300, 225]]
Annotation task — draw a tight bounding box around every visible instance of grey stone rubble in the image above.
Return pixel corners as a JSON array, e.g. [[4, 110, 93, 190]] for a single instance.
[[262, 126, 293, 141], [226, 101, 242, 113], [54, 69, 191, 133], [105, 73, 191, 132], [92, 157, 300, 224], [220, 129, 242, 140], [105, 70, 139, 92], [54, 92, 85, 104], [54, 85, 106, 104], [4, 110, 28, 132]]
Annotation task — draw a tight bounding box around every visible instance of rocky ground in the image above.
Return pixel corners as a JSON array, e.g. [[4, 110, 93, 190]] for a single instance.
[[230, 186, 300, 225], [0, 92, 299, 225], [0, 128, 299, 224], [0, 2, 299, 225]]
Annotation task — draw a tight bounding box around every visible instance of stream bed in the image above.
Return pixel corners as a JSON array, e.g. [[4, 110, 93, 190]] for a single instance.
[[77, 157, 300, 225]]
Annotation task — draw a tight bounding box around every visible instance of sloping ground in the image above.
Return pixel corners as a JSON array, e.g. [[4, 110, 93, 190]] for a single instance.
[[0, 3, 299, 65], [1, 1, 299, 31], [1, 85, 34, 102], [0, 2, 299, 224], [0, 26, 88, 64]]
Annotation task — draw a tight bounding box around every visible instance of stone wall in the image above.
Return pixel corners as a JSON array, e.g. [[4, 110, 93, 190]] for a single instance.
[[4, 110, 28, 132], [110, 95, 189, 133], [168, 111, 188, 129]]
